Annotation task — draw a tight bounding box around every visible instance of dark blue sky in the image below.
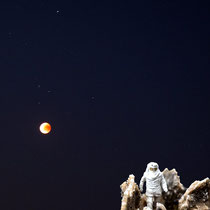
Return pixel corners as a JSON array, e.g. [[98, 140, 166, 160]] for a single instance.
[[0, 0, 210, 209]]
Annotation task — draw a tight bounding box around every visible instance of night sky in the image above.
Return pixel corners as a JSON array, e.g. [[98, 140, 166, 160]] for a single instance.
[[0, 1, 210, 209]]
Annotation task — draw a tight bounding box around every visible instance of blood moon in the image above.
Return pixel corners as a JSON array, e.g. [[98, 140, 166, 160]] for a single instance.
[[39, 122, 51, 134]]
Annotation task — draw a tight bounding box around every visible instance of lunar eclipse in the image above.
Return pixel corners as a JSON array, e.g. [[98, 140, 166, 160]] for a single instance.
[[39, 122, 51, 134]]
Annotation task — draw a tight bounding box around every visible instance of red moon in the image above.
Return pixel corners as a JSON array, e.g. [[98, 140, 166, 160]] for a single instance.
[[39, 122, 51, 134]]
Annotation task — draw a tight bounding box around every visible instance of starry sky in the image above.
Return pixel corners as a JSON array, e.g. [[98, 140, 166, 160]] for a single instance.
[[0, 0, 210, 209]]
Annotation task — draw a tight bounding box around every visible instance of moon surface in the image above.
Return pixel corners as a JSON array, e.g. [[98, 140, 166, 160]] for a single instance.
[[40, 122, 51, 134]]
